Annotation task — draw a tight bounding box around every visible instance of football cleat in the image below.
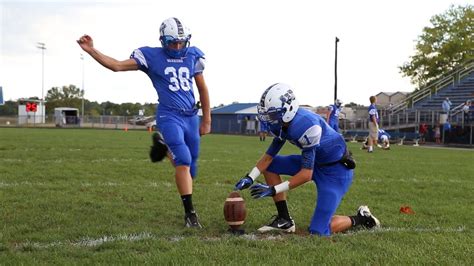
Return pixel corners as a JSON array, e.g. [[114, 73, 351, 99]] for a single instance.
[[184, 211, 203, 229], [257, 215, 295, 233], [357, 205, 380, 229]]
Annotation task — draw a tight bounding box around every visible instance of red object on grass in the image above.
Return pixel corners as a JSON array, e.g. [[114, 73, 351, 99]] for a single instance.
[[400, 205, 415, 214]]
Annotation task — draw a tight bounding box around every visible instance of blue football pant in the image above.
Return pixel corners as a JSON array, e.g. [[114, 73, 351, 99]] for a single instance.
[[266, 155, 353, 236], [329, 122, 339, 133], [157, 113, 200, 178]]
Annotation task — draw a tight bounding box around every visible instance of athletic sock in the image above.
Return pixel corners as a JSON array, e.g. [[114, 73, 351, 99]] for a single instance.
[[181, 194, 194, 214], [275, 200, 291, 220]]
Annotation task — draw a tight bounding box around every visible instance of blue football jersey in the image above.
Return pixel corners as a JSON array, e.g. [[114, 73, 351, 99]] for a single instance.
[[368, 104, 379, 123], [328, 104, 341, 124], [130, 46, 205, 111], [378, 129, 390, 141], [267, 108, 346, 168]]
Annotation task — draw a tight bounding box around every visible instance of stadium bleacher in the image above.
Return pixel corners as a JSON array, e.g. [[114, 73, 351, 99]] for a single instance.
[[413, 71, 474, 111]]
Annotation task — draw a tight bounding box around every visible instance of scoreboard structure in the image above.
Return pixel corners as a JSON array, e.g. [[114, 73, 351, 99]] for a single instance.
[[18, 99, 46, 124]]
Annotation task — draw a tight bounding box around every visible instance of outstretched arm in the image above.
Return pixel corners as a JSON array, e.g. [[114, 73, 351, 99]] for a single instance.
[[77, 34, 138, 72], [326, 106, 332, 123]]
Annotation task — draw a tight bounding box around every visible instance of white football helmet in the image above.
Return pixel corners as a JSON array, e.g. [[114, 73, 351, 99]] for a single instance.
[[335, 99, 342, 107], [159, 17, 191, 58], [257, 83, 299, 125]]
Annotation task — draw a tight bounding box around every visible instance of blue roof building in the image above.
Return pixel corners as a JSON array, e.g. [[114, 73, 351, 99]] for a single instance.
[[211, 103, 258, 134]]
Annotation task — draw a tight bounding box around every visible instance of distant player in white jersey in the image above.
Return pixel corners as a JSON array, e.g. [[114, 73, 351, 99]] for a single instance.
[[77, 17, 211, 228], [235, 83, 380, 236], [327, 99, 343, 133]]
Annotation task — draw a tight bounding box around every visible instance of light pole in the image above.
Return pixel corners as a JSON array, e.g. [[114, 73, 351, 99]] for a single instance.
[[36, 42, 46, 123], [80, 53, 85, 124], [334, 37, 339, 102]]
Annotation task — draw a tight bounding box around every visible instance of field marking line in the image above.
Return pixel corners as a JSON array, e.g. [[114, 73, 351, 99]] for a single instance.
[[341, 225, 467, 236], [409, 145, 473, 151], [9, 226, 467, 250]]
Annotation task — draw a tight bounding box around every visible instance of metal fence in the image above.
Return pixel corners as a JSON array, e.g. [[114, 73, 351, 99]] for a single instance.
[[339, 109, 473, 146], [1, 114, 472, 145], [0, 115, 149, 130]]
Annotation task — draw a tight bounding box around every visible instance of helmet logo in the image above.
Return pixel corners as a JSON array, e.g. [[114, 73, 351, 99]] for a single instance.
[[173, 17, 185, 36], [159, 23, 167, 36], [280, 90, 295, 106], [259, 86, 273, 108]]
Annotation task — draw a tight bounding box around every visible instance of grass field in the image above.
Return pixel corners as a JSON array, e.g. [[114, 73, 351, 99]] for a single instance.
[[1, 128, 473, 264]]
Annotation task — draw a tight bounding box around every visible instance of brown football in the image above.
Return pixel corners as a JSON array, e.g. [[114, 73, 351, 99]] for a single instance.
[[223, 191, 247, 230]]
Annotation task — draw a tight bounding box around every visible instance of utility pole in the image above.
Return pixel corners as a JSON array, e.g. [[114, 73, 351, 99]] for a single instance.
[[36, 42, 46, 123], [334, 37, 339, 102], [80, 53, 85, 124]]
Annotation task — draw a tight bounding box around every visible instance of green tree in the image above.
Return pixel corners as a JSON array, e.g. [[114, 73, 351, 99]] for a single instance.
[[399, 5, 474, 87], [0, 100, 18, 115], [344, 102, 364, 108], [45, 85, 84, 115]]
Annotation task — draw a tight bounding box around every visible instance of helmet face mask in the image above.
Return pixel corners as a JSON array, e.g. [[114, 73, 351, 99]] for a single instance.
[[159, 17, 191, 58], [257, 105, 285, 125], [257, 83, 299, 126]]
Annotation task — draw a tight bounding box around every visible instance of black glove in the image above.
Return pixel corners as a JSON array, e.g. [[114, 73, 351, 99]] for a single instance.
[[234, 175, 254, 190], [149, 132, 168, 162]]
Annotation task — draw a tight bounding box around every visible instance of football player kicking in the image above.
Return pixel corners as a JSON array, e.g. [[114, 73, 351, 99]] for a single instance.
[[235, 83, 380, 236], [77, 17, 211, 228]]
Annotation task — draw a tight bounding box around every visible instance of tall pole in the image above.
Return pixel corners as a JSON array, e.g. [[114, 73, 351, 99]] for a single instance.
[[36, 42, 46, 123], [80, 54, 85, 124], [334, 37, 339, 102]]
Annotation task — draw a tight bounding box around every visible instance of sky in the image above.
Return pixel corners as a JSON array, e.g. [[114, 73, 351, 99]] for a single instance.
[[0, 0, 471, 107]]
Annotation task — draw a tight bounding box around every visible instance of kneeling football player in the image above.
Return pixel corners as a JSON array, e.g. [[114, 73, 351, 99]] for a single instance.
[[235, 83, 380, 236]]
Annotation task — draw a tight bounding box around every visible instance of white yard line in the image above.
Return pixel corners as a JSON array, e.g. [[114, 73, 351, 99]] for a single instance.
[[342, 226, 467, 236], [11, 226, 466, 250], [0, 181, 174, 188], [411, 145, 473, 151]]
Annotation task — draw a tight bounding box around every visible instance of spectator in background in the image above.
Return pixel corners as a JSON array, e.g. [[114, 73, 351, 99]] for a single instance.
[[443, 121, 451, 144], [326, 99, 343, 133], [258, 118, 268, 141], [367, 96, 379, 153], [462, 100, 471, 124], [419, 123, 428, 144], [434, 124, 441, 144], [246, 115, 257, 135], [442, 97, 452, 117]]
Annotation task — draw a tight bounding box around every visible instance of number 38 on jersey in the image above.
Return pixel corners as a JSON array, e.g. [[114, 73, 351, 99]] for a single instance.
[[165, 66, 191, 91]]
